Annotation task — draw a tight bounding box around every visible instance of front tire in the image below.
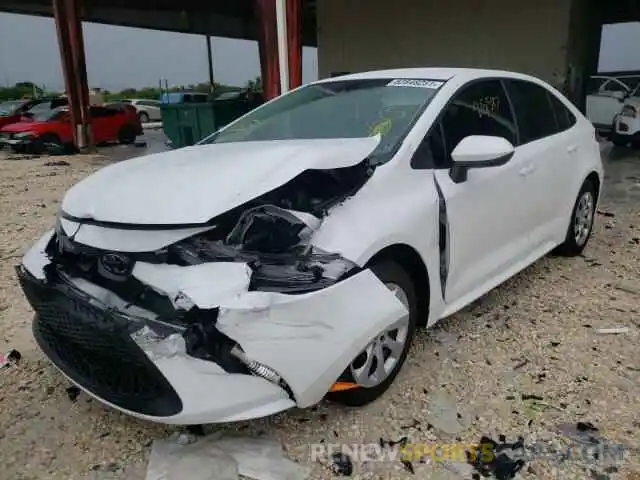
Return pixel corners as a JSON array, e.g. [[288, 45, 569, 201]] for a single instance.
[[118, 125, 137, 145], [556, 179, 597, 256], [328, 260, 418, 407], [139, 112, 150, 123]]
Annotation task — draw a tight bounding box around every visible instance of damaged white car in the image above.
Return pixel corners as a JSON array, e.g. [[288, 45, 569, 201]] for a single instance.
[[18, 68, 603, 425]]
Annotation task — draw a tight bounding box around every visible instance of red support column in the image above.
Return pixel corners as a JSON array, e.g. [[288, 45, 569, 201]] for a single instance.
[[65, 0, 93, 151], [255, 0, 281, 100], [286, 0, 302, 90], [52, 0, 93, 153], [52, 0, 81, 145]]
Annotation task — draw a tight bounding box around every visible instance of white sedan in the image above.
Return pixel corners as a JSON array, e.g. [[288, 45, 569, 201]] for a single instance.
[[18, 68, 602, 425], [120, 99, 162, 123]]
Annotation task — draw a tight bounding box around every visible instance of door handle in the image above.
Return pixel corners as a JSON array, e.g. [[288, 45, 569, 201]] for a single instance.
[[519, 165, 535, 176], [567, 145, 578, 153]]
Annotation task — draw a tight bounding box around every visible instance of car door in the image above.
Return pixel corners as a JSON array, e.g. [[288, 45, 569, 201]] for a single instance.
[[586, 79, 628, 128], [141, 100, 162, 120], [90, 107, 121, 143], [430, 79, 531, 305], [502, 79, 574, 246]]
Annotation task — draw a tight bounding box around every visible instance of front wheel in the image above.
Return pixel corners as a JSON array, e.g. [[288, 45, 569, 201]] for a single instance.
[[118, 125, 137, 145], [139, 112, 150, 123], [556, 179, 597, 257], [328, 260, 417, 407]]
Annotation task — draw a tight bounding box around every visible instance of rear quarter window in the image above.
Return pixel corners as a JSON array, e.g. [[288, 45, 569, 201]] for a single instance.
[[504, 79, 557, 144], [547, 93, 576, 132]]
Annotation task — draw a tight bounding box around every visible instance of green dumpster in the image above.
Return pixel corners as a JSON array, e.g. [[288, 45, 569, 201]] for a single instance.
[[161, 96, 262, 148]]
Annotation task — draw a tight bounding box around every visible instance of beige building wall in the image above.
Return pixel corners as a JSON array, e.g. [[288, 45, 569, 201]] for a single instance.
[[316, 0, 573, 88]]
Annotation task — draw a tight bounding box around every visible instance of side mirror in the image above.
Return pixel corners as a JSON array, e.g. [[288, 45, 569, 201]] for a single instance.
[[450, 135, 515, 183]]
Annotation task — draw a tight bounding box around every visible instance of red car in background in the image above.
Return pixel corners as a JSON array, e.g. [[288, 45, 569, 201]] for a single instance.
[[0, 104, 142, 154]]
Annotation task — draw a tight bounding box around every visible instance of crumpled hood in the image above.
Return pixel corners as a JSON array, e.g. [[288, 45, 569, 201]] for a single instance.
[[61, 137, 380, 225]]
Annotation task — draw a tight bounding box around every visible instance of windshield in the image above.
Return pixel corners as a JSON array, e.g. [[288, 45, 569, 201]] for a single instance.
[[0, 100, 25, 116], [200, 78, 444, 162], [31, 106, 67, 122]]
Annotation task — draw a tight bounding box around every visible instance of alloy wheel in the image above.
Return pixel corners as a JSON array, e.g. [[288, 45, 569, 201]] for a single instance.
[[349, 282, 410, 388], [574, 191, 594, 246]]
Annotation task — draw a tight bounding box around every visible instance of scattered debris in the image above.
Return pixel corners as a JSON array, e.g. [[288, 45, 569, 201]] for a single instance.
[[0, 349, 21, 369], [146, 433, 310, 480], [521, 394, 543, 401], [400, 458, 415, 474], [379, 436, 409, 448], [557, 422, 604, 444], [400, 419, 421, 430], [43, 160, 70, 167], [467, 435, 526, 480], [513, 359, 529, 370], [134, 141, 148, 148], [330, 452, 353, 476], [597, 211, 615, 218], [596, 327, 630, 335], [66, 386, 81, 402], [615, 281, 640, 296]]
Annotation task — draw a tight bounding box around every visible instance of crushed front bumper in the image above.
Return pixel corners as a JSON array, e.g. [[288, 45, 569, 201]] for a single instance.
[[18, 265, 295, 424], [19, 230, 408, 424]]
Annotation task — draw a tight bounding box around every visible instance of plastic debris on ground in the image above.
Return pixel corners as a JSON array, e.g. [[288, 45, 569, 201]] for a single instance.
[[330, 452, 353, 476], [0, 349, 21, 369], [596, 327, 630, 335], [425, 390, 465, 434], [145, 432, 310, 480], [467, 435, 526, 480]]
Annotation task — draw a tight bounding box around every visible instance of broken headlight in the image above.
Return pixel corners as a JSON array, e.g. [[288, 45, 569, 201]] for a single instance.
[[249, 247, 360, 293], [173, 236, 359, 294]]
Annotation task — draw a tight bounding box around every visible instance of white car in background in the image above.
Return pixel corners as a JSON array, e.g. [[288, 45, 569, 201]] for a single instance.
[[586, 76, 640, 133], [120, 99, 162, 123], [17, 68, 602, 425], [612, 94, 640, 147]]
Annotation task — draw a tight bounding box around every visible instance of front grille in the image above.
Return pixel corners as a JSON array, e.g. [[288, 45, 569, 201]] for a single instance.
[[18, 268, 182, 417]]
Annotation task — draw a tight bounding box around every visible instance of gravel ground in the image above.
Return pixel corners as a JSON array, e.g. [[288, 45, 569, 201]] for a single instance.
[[0, 146, 638, 480]]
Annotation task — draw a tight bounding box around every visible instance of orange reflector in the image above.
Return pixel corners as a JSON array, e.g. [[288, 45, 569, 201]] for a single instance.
[[329, 382, 360, 392]]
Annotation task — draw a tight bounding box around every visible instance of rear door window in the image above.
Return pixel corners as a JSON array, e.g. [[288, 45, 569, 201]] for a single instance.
[[504, 79, 557, 144]]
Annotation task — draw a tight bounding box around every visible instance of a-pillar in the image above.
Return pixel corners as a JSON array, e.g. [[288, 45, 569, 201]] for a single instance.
[[254, 0, 303, 100], [52, 0, 93, 152]]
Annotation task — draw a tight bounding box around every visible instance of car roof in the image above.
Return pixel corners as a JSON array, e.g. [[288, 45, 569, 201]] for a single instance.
[[314, 67, 550, 85]]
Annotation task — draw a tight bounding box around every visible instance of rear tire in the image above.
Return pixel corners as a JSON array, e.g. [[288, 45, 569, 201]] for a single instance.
[[118, 125, 137, 145], [327, 260, 418, 407], [139, 112, 150, 123], [556, 179, 597, 257]]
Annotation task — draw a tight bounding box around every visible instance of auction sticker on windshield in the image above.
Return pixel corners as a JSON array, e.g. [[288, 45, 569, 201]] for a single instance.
[[387, 79, 444, 89]]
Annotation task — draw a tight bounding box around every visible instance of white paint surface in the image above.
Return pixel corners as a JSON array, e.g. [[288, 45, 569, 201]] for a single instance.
[[61, 136, 380, 225]]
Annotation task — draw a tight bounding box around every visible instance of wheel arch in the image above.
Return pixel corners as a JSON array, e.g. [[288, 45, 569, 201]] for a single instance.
[[584, 170, 601, 204], [364, 243, 430, 327]]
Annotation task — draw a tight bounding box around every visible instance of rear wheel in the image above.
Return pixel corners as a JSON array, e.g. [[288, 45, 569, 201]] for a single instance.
[[328, 260, 418, 406], [556, 179, 597, 256], [118, 124, 137, 145], [139, 112, 150, 123]]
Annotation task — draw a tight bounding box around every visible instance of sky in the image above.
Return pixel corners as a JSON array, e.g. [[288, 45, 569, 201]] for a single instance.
[[0, 12, 318, 91], [0, 12, 639, 91]]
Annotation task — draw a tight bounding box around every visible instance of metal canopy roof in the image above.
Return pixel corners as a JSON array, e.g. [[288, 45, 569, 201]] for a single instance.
[[0, 0, 318, 45]]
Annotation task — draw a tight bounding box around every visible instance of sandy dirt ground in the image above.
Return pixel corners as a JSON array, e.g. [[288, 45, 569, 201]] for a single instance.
[[0, 145, 638, 480]]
